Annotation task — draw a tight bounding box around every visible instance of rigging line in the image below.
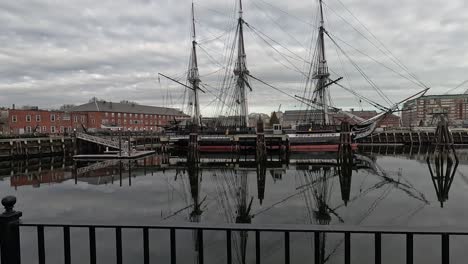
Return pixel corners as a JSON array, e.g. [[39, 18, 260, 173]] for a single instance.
[[324, 6, 358, 107], [246, 22, 309, 63], [245, 29, 308, 77], [331, 0, 422, 81], [201, 83, 237, 104], [244, 25, 309, 78], [197, 24, 237, 44], [327, 0, 427, 88], [193, 2, 231, 17], [200, 83, 238, 113], [326, 33, 394, 106], [200, 67, 226, 78], [329, 37, 393, 107], [251, 0, 308, 50], [328, 31, 427, 89], [255, 0, 315, 26], [444, 79, 468, 94], [216, 26, 239, 115], [333, 82, 389, 111], [247, 73, 321, 110], [197, 44, 226, 68]]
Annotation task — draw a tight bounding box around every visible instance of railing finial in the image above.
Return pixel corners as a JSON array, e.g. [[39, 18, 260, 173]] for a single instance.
[[2, 195, 17, 214]]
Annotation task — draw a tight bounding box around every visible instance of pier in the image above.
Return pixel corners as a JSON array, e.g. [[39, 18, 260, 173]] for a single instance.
[[2, 128, 468, 162]]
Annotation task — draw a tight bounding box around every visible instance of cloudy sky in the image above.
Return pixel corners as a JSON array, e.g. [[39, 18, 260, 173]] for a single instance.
[[1, 0, 468, 115]]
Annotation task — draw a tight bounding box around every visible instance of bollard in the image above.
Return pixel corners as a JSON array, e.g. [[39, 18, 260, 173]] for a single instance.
[[0, 196, 23, 264]]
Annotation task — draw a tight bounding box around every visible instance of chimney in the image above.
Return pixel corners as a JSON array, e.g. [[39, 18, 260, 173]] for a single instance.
[[12, 104, 15, 110], [350, 108, 354, 112]]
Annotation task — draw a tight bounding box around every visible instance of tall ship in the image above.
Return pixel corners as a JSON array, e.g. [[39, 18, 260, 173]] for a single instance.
[[159, 0, 429, 152]]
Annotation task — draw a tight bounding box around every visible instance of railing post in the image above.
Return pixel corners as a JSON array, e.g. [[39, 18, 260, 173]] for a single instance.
[[0, 196, 23, 264]]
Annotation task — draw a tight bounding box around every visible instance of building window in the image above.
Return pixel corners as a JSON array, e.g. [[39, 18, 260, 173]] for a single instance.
[[118, 113, 121, 117], [124, 113, 127, 117], [111, 113, 115, 117], [60, 126, 64, 133], [26, 126, 32, 133], [124, 119, 127, 124], [50, 114, 56, 122], [105, 112, 108, 117], [36, 115, 41, 122], [42, 126, 47, 132], [91, 119, 95, 124], [81, 116, 85, 123], [12, 115, 17, 122], [25, 115, 31, 122], [74, 116, 78, 123], [51, 126, 56, 133], [130, 113, 133, 117], [118, 119, 121, 124]]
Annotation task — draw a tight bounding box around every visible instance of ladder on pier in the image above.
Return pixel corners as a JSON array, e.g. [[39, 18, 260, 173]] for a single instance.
[[76, 132, 129, 151]]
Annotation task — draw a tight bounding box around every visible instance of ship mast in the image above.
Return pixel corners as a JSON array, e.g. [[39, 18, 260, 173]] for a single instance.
[[314, 0, 331, 125], [188, 2, 202, 128], [234, 0, 250, 128]]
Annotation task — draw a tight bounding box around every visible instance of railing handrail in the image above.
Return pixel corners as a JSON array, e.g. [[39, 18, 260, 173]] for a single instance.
[[18, 221, 468, 235], [76, 132, 128, 150]]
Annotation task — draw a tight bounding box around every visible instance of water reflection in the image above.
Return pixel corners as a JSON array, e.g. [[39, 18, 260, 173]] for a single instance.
[[3, 146, 468, 263], [426, 147, 459, 208], [1, 157, 72, 189]]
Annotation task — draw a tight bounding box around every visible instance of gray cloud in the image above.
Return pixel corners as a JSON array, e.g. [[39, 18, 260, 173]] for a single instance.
[[1, 0, 467, 115]]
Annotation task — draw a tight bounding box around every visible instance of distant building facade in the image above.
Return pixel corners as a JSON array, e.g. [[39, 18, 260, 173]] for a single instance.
[[282, 109, 400, 128], [70, 101, 188, 132], [402, 94, 468, 127], [6, 107, 73, 135], [1, 101, 188, 135]]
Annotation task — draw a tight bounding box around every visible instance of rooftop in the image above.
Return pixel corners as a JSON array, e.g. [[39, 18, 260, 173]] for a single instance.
[[70, 101, 187, 116], [413, 93, 468, 101]]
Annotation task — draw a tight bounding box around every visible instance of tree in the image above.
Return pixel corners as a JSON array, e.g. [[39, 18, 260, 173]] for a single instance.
[[120, 100, 138, 105], [59, 104, 76, 111], [270, 112, 279, 126]]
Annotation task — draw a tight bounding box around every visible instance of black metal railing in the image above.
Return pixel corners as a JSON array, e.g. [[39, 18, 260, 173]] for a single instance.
[[0, 196, 463, 264]]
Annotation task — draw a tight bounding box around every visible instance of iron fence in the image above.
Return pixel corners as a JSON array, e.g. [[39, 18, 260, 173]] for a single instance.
[[0, 196, 464, 264]]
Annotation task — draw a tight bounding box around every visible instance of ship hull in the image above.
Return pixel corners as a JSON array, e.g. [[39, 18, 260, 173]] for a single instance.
[[172, 132, 357, 153]]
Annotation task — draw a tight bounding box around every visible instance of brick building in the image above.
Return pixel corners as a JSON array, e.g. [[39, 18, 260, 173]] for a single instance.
[[6, 107, 73, 135], [1, 101, 188, 135], [402, 94, 468, 127], [69, 101, 188, 132]]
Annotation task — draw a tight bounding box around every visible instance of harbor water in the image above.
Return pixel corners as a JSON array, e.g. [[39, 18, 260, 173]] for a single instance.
[[1, 147, 467, 263]]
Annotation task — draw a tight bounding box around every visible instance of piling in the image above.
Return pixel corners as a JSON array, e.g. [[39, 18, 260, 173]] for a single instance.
[[256, 118, 267, 163]]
